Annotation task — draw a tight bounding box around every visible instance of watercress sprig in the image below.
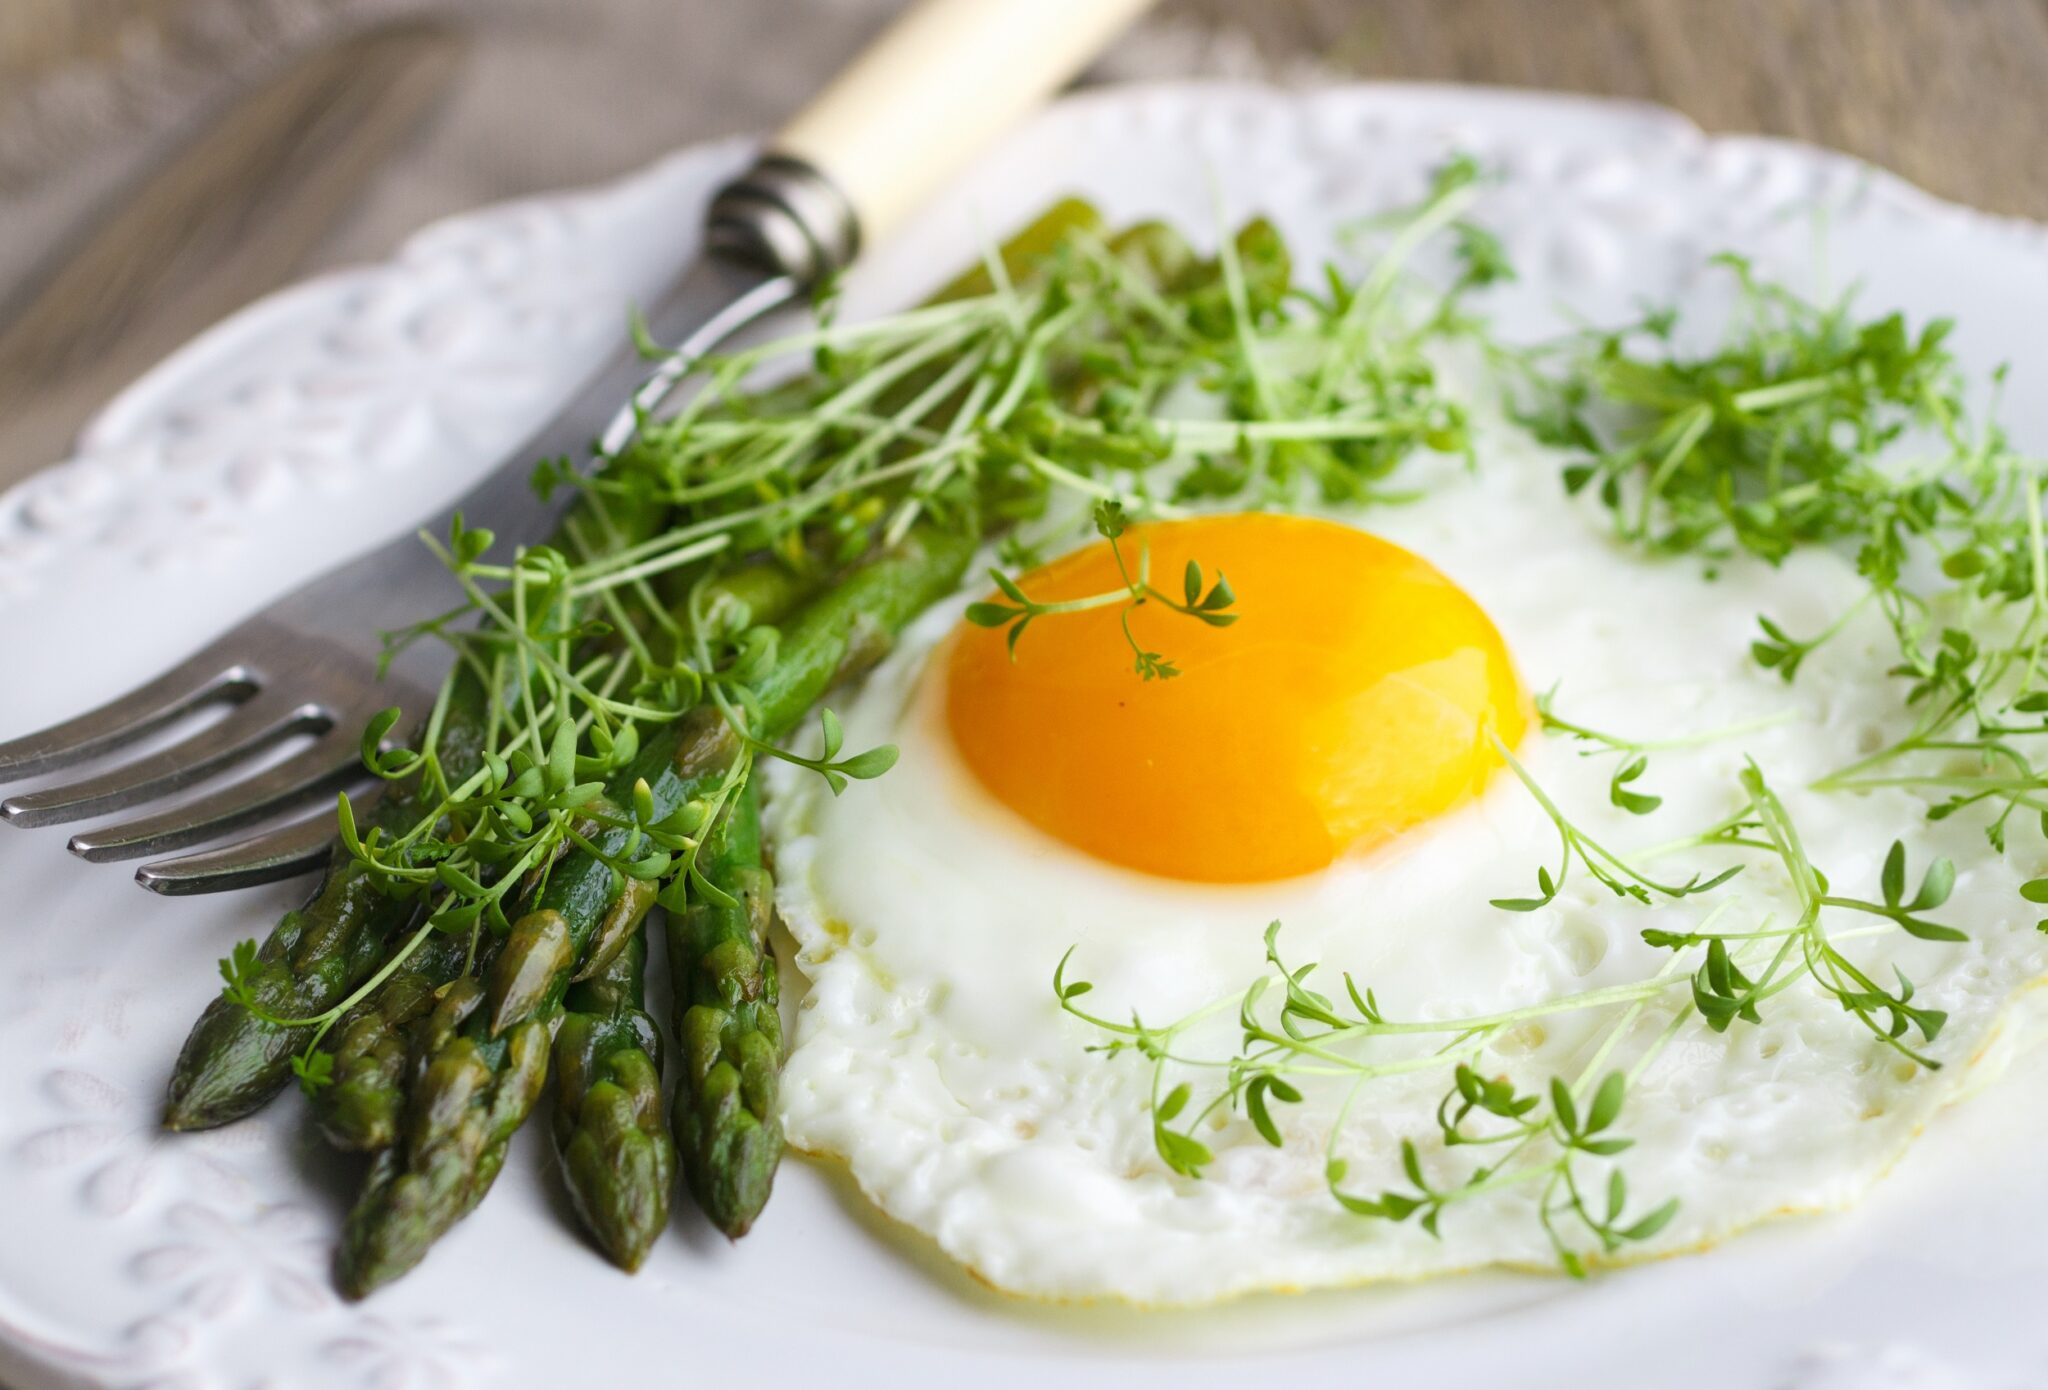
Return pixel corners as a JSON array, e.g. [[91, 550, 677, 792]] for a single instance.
[[966, 500, 1238, 679]]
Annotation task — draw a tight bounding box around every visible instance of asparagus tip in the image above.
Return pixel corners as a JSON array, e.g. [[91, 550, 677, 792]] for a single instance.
[[161, 1078, 251, 1132]]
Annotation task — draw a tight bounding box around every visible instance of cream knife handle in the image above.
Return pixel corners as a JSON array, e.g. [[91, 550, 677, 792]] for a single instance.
[[779, 0, 1154, 245], [708, 0, 1154, 282]]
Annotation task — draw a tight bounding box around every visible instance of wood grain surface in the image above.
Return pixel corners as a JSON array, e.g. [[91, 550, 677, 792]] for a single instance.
[[8, 0, 2045, 214], [1168, 0, 2048, 220], [2, 0, 2044, 486]]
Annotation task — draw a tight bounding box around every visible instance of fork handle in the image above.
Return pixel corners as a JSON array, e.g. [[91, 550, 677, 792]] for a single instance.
[[708, 0, 1155, 283]]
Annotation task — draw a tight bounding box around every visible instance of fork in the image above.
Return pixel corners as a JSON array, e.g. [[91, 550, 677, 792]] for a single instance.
[[0, 244, 793, 894], [0, 0, 1156, 895]]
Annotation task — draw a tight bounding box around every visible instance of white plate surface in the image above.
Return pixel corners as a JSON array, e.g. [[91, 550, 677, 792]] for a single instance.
[[3, 83, 2047, 1390]]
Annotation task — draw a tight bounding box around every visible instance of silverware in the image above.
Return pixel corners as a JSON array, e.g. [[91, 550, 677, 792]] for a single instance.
[[0, 18, 467, 493], [0, 0, 1157, 894]]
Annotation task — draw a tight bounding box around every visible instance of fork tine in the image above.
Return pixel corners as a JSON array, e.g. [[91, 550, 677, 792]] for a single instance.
[[134, 809, 343, 895], [0, 643, 258, 782], [68, 735, 365, 862], [1, 693, 328, 828]]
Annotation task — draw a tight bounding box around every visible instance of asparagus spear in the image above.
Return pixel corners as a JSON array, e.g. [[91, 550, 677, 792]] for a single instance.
[[336, 966, 552, 1297], [667, 778, 779, 1236], [928, 196, 1103, 302], [325, 563, 812, 1273], [311, 930, 470, 1152], [536, 548, 823, 1269], [649, 209, 1127, 1234], [177, 195, 1111, 1136], [551, 914, 672, 1270], [162, 666, 493, 1131], [162, 482, 678, 1132], [336, 526, 975, 1297]]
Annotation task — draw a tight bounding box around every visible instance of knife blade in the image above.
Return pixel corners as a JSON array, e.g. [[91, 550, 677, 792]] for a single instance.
[[0, 18, 466, 491]]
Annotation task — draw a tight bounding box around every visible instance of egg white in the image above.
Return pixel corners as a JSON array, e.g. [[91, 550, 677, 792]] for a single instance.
[[764, 425, 2048, 1305]]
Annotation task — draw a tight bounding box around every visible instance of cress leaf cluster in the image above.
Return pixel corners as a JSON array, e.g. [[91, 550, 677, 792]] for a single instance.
[[1057, 921, 1690, 1276], [1512, 252, 2048, 867], [965, 499, 1239, 680], [1058, 196, 2033, 1278]]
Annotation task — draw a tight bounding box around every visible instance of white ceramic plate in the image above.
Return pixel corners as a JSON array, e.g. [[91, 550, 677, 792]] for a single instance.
[[5, 83, 2048, 1390]]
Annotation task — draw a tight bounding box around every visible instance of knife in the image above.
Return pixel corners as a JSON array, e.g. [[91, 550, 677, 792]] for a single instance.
[[0, 19, 466, 492]]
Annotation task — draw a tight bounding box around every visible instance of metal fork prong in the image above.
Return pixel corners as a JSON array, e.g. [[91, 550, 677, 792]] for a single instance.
[[67, 735, 365, 862], [0, 693, 328, 828], [134, 809, 344, 895], [0, 645, 258, 782]]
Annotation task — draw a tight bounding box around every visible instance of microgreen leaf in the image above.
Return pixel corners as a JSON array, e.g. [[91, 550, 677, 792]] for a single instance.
[[290, 1049, 335, 1098], [545, 720, 578, 795], [1549, 1078, 1579, 1137], [834, 745, 899, 780], [1881, 840, 1907, 908], [358, 707, 423, 779], [1619, 1199, 1681, 1242], [218, 939, 262, 1010], [1609, 754, 1661, 815], [1585, 1072, 1625, 1134], [336, 790, 364, 859]]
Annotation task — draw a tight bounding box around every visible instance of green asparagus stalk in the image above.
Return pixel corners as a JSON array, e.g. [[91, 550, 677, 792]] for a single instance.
[[162, 667, 492, 1131], [173, 194, 1110, 1137], [928, 196, 1104, 302], [335, 526, 976, 1297], [329, 560, 811, 1283], [336, 968, 552, 1297], [551, 917, 672, 1270], [162, 481, 679, 1133], [667, 778, 778, 1236], [650, 207, 1126, 1235], [309, 930, 471, 1152]]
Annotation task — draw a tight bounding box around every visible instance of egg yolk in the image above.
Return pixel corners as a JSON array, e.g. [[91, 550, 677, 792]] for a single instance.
[[943, 513, 1528, 882]]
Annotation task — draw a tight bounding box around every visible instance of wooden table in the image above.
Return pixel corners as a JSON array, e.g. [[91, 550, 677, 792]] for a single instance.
[[1196, 0, 2047, 221], [1, 0, 2043, 490], [6, 0, 2045, 225]]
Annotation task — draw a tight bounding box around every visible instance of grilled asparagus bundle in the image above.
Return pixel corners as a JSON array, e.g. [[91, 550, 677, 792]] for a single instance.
[[159, 189, 1395, 1295], [161, 489, 669, 1133], [336, 530, 972, 1297]]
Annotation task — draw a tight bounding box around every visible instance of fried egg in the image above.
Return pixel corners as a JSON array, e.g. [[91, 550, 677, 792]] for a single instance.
[[766, 430, 2048, 1305]]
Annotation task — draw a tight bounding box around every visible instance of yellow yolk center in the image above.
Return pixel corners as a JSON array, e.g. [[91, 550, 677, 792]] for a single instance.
[[943, 514, 1528, 882]]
